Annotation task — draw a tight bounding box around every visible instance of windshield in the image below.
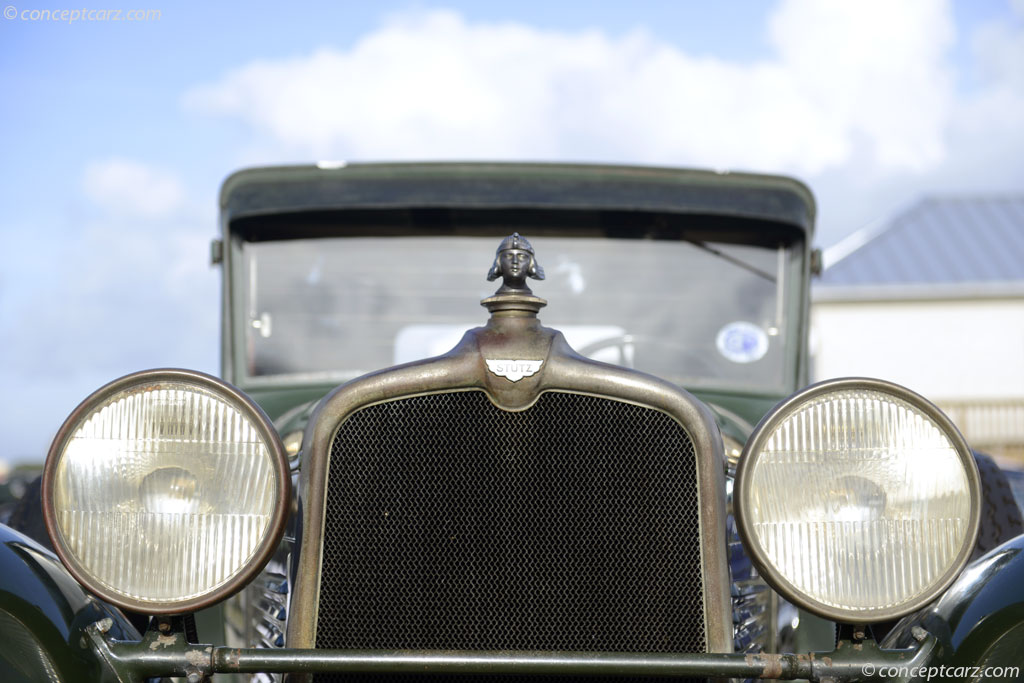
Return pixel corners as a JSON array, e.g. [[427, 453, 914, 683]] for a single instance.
[[239, 235, 801, 394]]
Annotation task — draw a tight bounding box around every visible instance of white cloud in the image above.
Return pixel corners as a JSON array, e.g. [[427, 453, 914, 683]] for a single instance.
[[768, 0, 955, 171], [82, 158, 186, 218], [184, 1, 966, 181]]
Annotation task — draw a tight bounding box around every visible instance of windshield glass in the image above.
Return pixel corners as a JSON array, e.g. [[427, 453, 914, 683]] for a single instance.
[[240, 235, 800, 394]]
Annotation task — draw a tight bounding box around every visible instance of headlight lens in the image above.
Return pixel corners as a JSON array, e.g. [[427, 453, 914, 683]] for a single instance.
[[735, 378, 980, 622], [43, 369, 288, 614]]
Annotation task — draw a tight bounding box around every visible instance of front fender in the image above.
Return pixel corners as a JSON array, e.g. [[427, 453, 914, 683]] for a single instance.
[[885, 533, 1024, 675], [0, 524, 140, 682]]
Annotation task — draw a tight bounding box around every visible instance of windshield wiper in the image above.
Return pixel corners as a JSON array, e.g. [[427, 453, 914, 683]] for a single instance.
[[685, 239, 776, 282]]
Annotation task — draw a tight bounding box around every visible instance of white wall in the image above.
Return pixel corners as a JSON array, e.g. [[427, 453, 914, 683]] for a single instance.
[[811, 298, 1024, 401]]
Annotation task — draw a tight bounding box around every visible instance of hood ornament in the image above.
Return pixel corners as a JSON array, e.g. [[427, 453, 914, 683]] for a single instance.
[[486, 232, 545, 294], [481, 233, 547, 316]]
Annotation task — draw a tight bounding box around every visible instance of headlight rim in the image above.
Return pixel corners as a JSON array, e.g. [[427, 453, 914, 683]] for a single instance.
[[734, 376, 982, 623], [41, 367, 290, 615]]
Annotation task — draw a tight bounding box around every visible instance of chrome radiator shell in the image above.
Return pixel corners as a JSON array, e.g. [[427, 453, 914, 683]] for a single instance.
[[288, 309, 731, 657]]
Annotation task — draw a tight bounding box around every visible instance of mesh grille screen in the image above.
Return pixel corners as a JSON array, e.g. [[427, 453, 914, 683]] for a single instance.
[[315, 390, 705, 666]]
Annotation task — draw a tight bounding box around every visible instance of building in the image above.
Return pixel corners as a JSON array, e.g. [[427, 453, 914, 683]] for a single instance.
[[812, 196, 1024, 460]]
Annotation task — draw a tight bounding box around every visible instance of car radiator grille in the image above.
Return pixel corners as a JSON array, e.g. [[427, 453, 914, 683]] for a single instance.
[[314, 390, 705, 682]]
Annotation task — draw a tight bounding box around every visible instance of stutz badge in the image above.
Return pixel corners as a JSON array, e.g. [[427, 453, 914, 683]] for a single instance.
[[485, 359, 543, 382]]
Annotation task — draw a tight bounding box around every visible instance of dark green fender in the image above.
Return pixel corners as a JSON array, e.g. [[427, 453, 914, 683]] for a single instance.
[[886, 533, 1024, 678], [0, 524, 140, 683]]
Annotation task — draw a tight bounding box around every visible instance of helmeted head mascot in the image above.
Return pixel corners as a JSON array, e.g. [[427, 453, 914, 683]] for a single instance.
[[487, 232, 545, 294]]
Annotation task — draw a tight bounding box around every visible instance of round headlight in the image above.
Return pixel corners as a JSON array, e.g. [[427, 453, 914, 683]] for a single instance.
[[42, 369, 289, 614], [735, 378, 980, 622]]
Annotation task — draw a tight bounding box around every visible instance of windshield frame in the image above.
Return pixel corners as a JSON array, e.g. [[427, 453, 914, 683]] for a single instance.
[[220, 207, 811, 401]]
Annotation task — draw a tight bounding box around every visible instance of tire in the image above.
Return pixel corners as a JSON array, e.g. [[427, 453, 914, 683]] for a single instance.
[[971, 451, 1024, 560], [5, 476, 52, 551]]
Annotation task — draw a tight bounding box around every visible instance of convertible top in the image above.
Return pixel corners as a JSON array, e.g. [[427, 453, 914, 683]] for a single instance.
[[220, 162, 815, 235]]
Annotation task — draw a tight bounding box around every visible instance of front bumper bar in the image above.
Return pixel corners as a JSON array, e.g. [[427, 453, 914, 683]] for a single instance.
[[86, 620, 937, 682]]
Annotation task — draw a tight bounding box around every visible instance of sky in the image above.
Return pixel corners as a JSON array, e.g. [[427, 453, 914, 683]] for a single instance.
[[1, 0, 1023, 462]]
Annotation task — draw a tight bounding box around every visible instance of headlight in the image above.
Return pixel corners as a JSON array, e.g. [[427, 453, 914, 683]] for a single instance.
[[42, 369, 289, 614], [735, 377, 980, 622]]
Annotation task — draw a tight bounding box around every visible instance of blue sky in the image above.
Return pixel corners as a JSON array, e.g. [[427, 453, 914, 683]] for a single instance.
[[2, 0, 1023, 461]]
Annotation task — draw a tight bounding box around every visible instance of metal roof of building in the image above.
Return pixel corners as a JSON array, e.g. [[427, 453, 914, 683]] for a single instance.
[[817, 196, 1024, 300]]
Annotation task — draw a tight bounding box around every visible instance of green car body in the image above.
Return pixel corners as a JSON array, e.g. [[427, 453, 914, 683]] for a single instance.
[[4, 163, 1023, 682]]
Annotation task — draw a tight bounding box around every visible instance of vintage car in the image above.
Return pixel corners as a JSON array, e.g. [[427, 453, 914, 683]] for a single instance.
[[4, 163, 1024, 682]]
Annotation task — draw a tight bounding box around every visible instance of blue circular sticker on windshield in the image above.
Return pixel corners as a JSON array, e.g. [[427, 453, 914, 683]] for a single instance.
[[716, 322, 769, 364]]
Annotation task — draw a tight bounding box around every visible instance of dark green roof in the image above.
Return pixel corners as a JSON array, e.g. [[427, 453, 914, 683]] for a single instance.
[[220, 162, 815, 235]]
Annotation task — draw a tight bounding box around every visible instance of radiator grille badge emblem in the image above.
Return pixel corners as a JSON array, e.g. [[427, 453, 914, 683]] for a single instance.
[[485, 359, 543, 382]]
